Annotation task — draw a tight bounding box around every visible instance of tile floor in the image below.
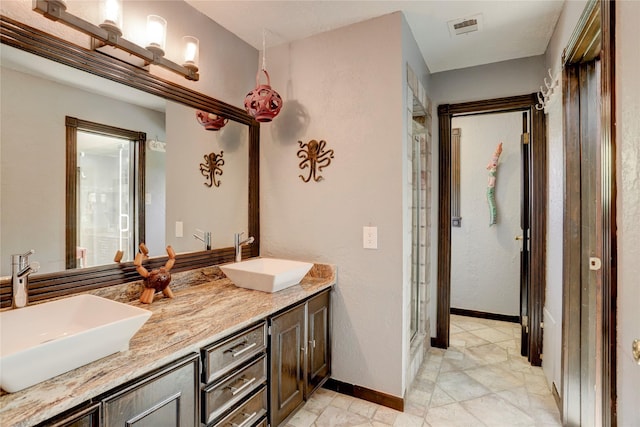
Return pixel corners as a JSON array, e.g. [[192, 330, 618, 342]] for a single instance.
[[285, 314, 562, 427]]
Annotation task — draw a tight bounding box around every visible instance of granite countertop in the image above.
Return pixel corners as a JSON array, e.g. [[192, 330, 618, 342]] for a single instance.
[[0, 262, 336, 427]]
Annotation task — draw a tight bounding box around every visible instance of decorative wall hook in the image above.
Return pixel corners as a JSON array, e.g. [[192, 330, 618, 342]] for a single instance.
[[535, 68, 560, 111], [297, 139, 334, 183], [199, 151, 224, 187]]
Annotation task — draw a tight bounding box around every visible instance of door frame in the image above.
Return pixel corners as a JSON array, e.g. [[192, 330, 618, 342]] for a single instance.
[[435, 94, 547, 367], [65, 116, 146, 269], [561, 0, 616, 424]]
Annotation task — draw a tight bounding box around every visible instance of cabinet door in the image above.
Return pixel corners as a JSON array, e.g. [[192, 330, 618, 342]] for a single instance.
[[269, 303, 306, 427], [102, 353, 199, 427], [38, 402, 100, 427], [306, 291, 331, 397]]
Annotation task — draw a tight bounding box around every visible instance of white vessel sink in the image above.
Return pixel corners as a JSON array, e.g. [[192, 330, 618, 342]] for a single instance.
[[220, 258, 313, 293], [0, 294, 151, 393]]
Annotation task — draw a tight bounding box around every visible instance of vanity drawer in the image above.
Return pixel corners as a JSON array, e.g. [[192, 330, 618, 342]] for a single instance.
[[211, 386, 267, 427], [202, 354, 267, 425], [202, 322, 267, 384]]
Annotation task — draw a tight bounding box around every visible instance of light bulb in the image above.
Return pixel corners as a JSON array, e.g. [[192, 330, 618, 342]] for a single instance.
[[182, 36, 199, 71], [99, 0, 123, 36], [146, 15, 167, 56]]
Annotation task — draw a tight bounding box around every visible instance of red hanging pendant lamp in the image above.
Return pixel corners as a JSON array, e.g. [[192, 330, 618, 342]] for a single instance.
[[195, 110, 228, 131], [244, 29, 283, 122], [244, 69, 282, 122]]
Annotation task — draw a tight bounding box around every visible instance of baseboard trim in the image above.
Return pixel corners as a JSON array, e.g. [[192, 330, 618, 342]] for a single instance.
[[450, 307, 519, 324], [323, 378, 404, 412], [551, 381, 562, 412]]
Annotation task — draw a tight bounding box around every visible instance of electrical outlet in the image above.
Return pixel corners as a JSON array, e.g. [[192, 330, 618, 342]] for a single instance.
[[363, 226, 378, 249], [175, 221, 183, 238]]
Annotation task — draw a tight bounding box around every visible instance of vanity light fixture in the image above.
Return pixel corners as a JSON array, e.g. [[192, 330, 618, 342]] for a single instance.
[[33, 0, 199, 81]]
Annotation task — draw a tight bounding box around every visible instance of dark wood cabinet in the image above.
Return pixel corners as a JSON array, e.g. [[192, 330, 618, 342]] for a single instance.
[[269, 289, 332, 426], [37, 403, 100, 427], [269, 303, 306, 427], [101, 353, 199, 427], [306, 290, 331, 397], [200, 322, 267, 426]]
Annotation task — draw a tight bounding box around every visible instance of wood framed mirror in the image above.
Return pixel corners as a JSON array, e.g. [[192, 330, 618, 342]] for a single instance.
[[0, 16, 260, 307]]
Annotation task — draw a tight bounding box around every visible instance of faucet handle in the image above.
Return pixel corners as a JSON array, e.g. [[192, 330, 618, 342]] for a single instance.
[[22, 249, 35, 258]]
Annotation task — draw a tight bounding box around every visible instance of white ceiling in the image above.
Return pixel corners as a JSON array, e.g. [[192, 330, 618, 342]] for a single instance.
[[185, 0, 564, 73]]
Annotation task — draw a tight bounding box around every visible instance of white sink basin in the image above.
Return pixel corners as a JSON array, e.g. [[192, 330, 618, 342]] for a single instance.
[[0, 294, 151, 393], [220, 258, 313, 293]]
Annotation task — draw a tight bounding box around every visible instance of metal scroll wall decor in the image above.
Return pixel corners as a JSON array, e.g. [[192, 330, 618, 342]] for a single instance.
[[297, 139, 334, 183], [486, 142, 503, 226], [199, 151, 224, 187]]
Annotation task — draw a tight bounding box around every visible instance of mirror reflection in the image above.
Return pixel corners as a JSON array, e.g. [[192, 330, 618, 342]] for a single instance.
[[0, 45, 249, 276]]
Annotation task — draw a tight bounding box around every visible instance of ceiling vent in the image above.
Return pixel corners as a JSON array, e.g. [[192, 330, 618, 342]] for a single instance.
[[448, 14, 483, 37]]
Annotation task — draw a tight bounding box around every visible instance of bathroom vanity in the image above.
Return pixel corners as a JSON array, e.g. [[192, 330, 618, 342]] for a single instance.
[[0, 263, 335, 427]]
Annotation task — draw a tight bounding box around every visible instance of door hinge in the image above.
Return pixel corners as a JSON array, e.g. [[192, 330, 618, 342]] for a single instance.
[[522, 315, 529, 333], [522, 132, 530, 145], [540, 321, 544, 329]]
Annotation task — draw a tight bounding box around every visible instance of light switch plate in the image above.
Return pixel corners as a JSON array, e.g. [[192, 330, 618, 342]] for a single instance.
[[363, 226, 378, 249]]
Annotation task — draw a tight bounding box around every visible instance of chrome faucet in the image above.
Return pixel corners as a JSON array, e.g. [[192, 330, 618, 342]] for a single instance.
[[12, 250, 40, 308], [234, 232, 254, 262], [193, 230, 212, 250]]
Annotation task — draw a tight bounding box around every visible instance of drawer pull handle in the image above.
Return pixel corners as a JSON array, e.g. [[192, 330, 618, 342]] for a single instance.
[[227, 376, 256, 396], [226, 341, 257, 358], [231, 411, 257, 427]]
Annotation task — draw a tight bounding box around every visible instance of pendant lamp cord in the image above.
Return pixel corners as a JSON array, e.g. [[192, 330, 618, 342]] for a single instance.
[[261, 28, 267, 71]]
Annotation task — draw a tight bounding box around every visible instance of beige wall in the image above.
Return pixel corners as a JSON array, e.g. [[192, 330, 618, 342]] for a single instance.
[[259, 12, 411, 397], [165, 102, 249, 252]]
